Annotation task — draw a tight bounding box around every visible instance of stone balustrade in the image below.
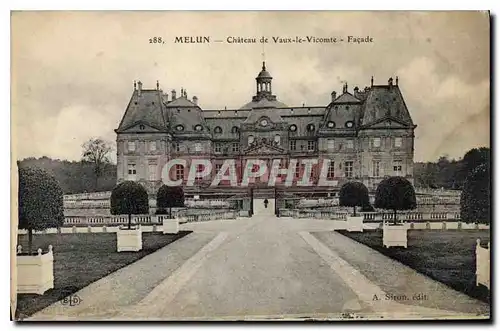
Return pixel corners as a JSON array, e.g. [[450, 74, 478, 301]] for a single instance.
[[280, 209, 463, 222]]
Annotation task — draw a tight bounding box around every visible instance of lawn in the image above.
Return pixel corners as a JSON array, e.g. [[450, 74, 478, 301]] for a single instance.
[[337, 229, 490, 303], [15, 231, 191, 319]]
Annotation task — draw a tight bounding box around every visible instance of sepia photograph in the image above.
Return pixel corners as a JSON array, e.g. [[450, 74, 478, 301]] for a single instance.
[[10, 10, 490, 321]]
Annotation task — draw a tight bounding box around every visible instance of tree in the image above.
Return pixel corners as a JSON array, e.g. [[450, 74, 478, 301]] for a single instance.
[[374, 176, 417, 224], [339, 182, 370, 216], [456, 147, 490, 187], [156, 185, 185, 218], [81, 138, 113, 191], [18, 166, 64, 254], [460, 163, 490, 224], [110, 181, 149, 229]]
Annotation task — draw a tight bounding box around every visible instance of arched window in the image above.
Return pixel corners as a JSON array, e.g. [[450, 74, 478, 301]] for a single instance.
[[274, 134, 281, 145], [307, 124, 315, 132], [194, 124, 203, 131], [231, 126, 239, 134], [214, 126, 223, 134], [248, 135, 255, 146], [175, 124, 184, 132]]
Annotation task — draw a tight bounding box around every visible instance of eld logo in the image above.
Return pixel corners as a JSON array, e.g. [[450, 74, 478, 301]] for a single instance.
[[61, 294, 82, 306]]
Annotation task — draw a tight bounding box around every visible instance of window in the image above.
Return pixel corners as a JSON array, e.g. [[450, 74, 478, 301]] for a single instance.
[[393, 160, 403, 175], [395, 137, 403, 147], [128, 141, 136, 152], [307, 140, 316, 151], [372, 137, 381, 148], [372, 160, 380, 177], [290, 140, 296, 151], [344, 161, 353, 178], [196, 164, 204, 179], [215, 164, 222, 174], [175, 164, 184, 180], [231, 126, 239, 134], [214, 126, 223, 134], [215, 143, 222, 153], [148, 164, 156, 181], [289, 124, 297, 132], [345, 121, 354, 128], [327, 139, 335, 151], [327, 161, 335, 179], [307, 124, 315, 132], [232, 143, 239, 153], [174, 142, 181, 152], [274, 134, 281, 145], [248, 135, 254, 145], [149, 141, 157, 152], [346, 140, 354, 149], [176, 125, 184, 131], [194, 124, 203, 131], [295, 163, 301, 178], [195, 143, 202, 152], [327, 121, 336, 128], [127, 164, 137, 180]]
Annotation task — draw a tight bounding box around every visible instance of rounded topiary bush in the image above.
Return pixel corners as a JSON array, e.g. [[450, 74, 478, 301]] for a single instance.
[[19, 166, 64, 254], [339, 181, 370, 216], [374, 176, 416, 223], [460, 163, 490, 224], [110, 181, 149, 228], [156, 185, 185, 218]]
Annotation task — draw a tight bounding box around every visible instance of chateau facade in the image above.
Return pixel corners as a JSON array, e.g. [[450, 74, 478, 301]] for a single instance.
[[115, 62, 416, 201]]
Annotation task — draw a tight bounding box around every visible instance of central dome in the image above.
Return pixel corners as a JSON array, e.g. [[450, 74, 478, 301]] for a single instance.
[[240, 61, 287, 109]]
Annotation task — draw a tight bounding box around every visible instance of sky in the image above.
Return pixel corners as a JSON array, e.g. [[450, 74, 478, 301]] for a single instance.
[[11, 11, 490, 163]]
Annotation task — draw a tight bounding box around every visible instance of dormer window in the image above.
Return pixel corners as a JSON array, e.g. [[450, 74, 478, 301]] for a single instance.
[[214, 126, 223, 134], [176, 125, 184, 132], [345, 121, 354, 128], [194, 124, 203, 131], [231, 126, 239, 134], [139, 124, 145, 130], [289, 124, 297, 132], [327, 121, 336, 128], [307, 124, 315, 132]]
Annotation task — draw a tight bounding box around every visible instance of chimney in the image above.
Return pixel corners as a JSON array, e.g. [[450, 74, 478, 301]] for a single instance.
[[171, 89, 177, 100], [354, 86, 359, 93], [133, 80, 137, 90], [156, 80, 160, 90], [193, 96, 198, 105], [343, 82, 348, 94], [371, 76, 374, 87], [388, 77, 393, 86], [396, 76, 399, 86], [331, 91, 337, 102], [163, 93, 169, 103], [137, 81, 142, 96]]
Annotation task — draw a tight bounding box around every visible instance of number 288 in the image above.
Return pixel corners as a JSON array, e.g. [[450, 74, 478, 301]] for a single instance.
[[149, 37, 163, 44]]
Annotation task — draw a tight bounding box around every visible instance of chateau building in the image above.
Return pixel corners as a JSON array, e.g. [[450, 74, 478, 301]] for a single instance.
[[115, 62, 416, 203]]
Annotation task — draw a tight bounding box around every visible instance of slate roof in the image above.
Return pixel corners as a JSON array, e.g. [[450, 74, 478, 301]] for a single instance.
[[165, 96, 208, 134], [115, 76, 414, 136], [332, 92, 361, 104], [240, 98, 288, 110], [360, 85, 414, 126], [116, 89, 167, 132]]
